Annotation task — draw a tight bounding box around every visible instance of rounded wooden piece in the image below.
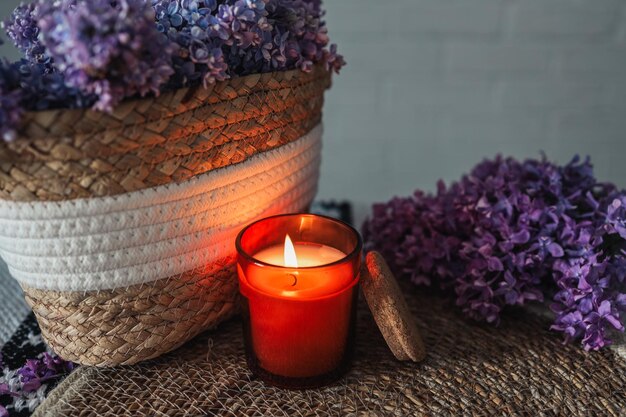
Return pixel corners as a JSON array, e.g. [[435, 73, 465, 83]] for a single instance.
[[362, 251, 426, 362]]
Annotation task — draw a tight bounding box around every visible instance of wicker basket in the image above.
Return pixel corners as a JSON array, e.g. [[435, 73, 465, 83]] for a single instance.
[[0, 66, 331, 366]]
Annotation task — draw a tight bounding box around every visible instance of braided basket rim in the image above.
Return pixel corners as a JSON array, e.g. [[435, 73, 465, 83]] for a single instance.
[[15, 66, 330, 140]]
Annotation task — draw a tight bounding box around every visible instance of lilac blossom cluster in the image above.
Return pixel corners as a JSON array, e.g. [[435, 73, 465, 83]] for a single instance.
[[0, 0, 343, 141], [0, 59, 95, 141], [38, 0, 175, 112], [152, 0, 343, 88], [1, 3, 47, 64], [0, 353, 74, 416], [0, 59, 24, 142], [363, 156, 626, 350]]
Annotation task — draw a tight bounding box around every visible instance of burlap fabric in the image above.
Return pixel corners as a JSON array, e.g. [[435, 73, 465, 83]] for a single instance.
[[33, 287, 626, 416]]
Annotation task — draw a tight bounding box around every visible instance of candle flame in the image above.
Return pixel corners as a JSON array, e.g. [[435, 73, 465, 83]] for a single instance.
[[284, 234, 298, 268]]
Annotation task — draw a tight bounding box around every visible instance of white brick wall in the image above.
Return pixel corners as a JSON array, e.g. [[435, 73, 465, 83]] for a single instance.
[[1, 0, 626, 223], [321, 0, 626, 222]]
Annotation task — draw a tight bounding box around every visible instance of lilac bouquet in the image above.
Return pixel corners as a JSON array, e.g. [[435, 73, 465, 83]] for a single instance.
[[0, 0, 343, 140], [363, 156, 626, 351], [37, 0, 176, 112]]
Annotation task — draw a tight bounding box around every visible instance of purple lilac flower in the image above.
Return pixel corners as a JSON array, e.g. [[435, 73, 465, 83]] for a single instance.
[[1, 0, 342, 138], [267, 0, 343, 74], [16, 60, 96, 111], [0, 353, 73, 416], [153, 0, 230, 88], [606, 197, 626, 239], [2, 3, 48, 64], [363, 155, 626, 350], [153, 0, 344, 86], [0, 60, 25, 142], [0, 59, 95, 142], [323, 43, 345, 74], [0, 88, 23, 142], [16, 353, 74, 393], [38, 0, 175, 112]]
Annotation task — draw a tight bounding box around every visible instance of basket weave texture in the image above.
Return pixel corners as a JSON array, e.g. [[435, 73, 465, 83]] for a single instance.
[[22, 258, 238, 367], [0, 67, 330, 366], [0, 66, 329, 202], [33, 287, 626, 416]]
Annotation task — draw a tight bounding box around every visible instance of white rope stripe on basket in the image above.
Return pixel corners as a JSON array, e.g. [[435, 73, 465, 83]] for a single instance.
[[0, 178, 318, 278], [0, 124, 322, 292], [0, 149, 321, 255]]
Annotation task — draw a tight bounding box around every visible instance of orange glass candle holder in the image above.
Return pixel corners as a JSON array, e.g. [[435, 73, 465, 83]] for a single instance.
[[236, 213, 362, 389]]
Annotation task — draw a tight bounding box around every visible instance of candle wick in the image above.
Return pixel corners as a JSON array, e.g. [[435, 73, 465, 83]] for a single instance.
[[288, 274, 298, 287]]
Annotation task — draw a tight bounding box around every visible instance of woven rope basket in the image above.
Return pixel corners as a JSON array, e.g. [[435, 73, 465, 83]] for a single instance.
[[0, 66, 331, 366]]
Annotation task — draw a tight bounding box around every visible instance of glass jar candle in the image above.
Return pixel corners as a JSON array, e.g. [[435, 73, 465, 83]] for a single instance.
[[236, 213, 362, 389]]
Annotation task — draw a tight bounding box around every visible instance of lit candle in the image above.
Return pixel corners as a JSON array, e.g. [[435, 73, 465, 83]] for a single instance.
[[236, 214, 362, 389], [251, 234, 348, 297]]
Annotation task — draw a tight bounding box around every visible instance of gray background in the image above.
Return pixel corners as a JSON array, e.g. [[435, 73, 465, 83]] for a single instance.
[[2, 0, 626, 222]]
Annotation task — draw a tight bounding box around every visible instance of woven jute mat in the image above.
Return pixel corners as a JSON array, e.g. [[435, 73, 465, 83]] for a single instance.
[[34, 287, 626, 416]]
